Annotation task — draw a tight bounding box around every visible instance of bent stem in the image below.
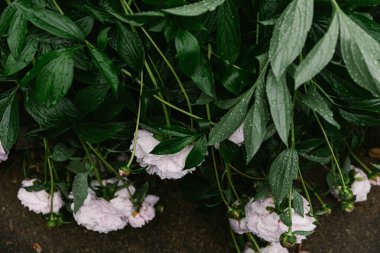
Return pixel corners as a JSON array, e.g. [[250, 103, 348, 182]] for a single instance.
[[298, 169, 314, 216], [314, 113, 347, 191], [350, 152, 372, 174], [246, 233, 261, 252], [225, 163, 241, 203], [288, 188, 293, 233], [127, 71, 144, 168], [43, 139, 55, 214], [121, 0, 194, 128], [230, 226, 241, 253], [80, 139, 103, 187]]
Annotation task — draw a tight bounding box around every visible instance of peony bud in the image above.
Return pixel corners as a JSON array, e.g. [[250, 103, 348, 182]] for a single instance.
[[339, 188, 354, 202], [119, 166, 131, 177], [280, 232, 297, 248], [320, 204, 332, 216], [227, 207, 243, 220], [341, 201, 355, 212]]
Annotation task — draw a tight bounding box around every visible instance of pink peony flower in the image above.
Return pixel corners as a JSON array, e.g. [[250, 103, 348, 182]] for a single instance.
[[243, 243, 289, 253], [0, 141, 8, 162], [351, 167, 371, 202], [17, 179, 63, 214], [127, 194, 160, 228]]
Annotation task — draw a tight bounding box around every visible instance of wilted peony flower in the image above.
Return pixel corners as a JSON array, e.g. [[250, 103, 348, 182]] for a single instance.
[[243, 243, 289, 253], [17, 179, 63, 214], [245, 196, 316, 243], [73, 190, 127, 233], [131, 129, 196, 179], [0, 141, 8, 162], [351, 167, 371, 202], [127, 194, 159, 228], [245, 197, 287, 242], [290, 196, 316, 243], [369, 174, 380, 186], [228, 124, 244, 146]]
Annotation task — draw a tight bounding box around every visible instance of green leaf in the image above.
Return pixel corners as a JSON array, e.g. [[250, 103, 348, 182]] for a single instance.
[[25, 97, 81, 128], [190, 54, 215, 97], [244, 77, 268, 163], [338, 11, 380, 96], [341, 0, 380, 6], [74, 85, 109, 114], [339, 109, 380, 126], [74, 122, 128, 143], [185, 135, 207, 169], [269, 0, 314, 77], [349, 14, 380, 44], [156, 125, 197, 137], [151, 134, 200, 155], [295, 13, 339, 88], [97, 27, 110, 51], [73, 172, 88, 213], [50, 143, 76, 162], [208, 87, 254, 145], [293, 190, 304, 217], [269, 148, 299, 202], [35, 53, 74, 105], [266, 71, 292, 146], [67, 160, 87, 174], [20, 48, 77, 87], [0, 91, 19, 151], [117, 21, 145, 72], [76, 16, 94, 37], [7, 9, 28, 57], [300, 86, 340, 129], [13, 1, 85, 42], [4, 37, 38, 76], [175, 29, 201, 76], [87, 46, 119, 94], [216, 0, 240, 63], [163, 0, 225, 16], [0, 6, 16, 36]]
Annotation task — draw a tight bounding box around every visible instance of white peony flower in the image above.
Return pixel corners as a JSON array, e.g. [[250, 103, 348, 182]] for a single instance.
[[351, 167, 371, 202], [290, 197, 316, 243], [73, 190, 127, 233], [243, 243, 288, 253], [0, 141, 8, 162], [228, 124, 244, 146], [127, 194, 159, 228], [131, 129, 196, 179], [245, 196, 316, 243], [245, 197, 287, 242], [17, 179, 63, 214]]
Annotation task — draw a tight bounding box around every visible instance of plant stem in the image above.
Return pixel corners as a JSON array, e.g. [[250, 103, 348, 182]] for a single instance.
[[298, 170, 314, 215], [51, 0, 64, 15], [144, 61, 171, 126], [80, 139, 103, 187], [291, 91, 297, 148], [228, 163, 264, 180], [121, 0, 194, 128], [127, 71, 144, 168], [246, 233, 261, 252], [313, 113, 347, 191], [229, 226, 241, 253], [288, 188, 293, 232], [211, 147, 228, 206], [43, 139, 55, 214], [304, 181, 326, 206], [225, 163, 241, 203], [350, 152, 372, 174]]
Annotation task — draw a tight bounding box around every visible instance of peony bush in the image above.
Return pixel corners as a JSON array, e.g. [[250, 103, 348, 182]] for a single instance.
[[1, 0, 380, 251]]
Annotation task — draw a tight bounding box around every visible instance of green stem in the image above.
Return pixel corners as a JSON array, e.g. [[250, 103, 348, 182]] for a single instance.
[[350, 152, 372, 174], [225, 163, 241, 203], [228, 163, 264, 180], [229, 226, 241, 253], [80, 139, 103, 187], [51, 0, 64, 15], [288, 188, 293, 232], [211, 147, 228, 206], [314, 112, 347, 191], [127, 71, 144, 168], [298, 169, 314, 215], [43, 139, 55, 214], [291, 90, 297, 148], [246, 233, 261, 252], [121, 0, 194, 128], [256, 12, 260, 44], [144, 61, 171, 126], [304, 181, 325, 206]]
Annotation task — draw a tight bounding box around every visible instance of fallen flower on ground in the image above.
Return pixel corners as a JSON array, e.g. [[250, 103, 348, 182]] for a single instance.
[[17, 179, 63, 214]]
